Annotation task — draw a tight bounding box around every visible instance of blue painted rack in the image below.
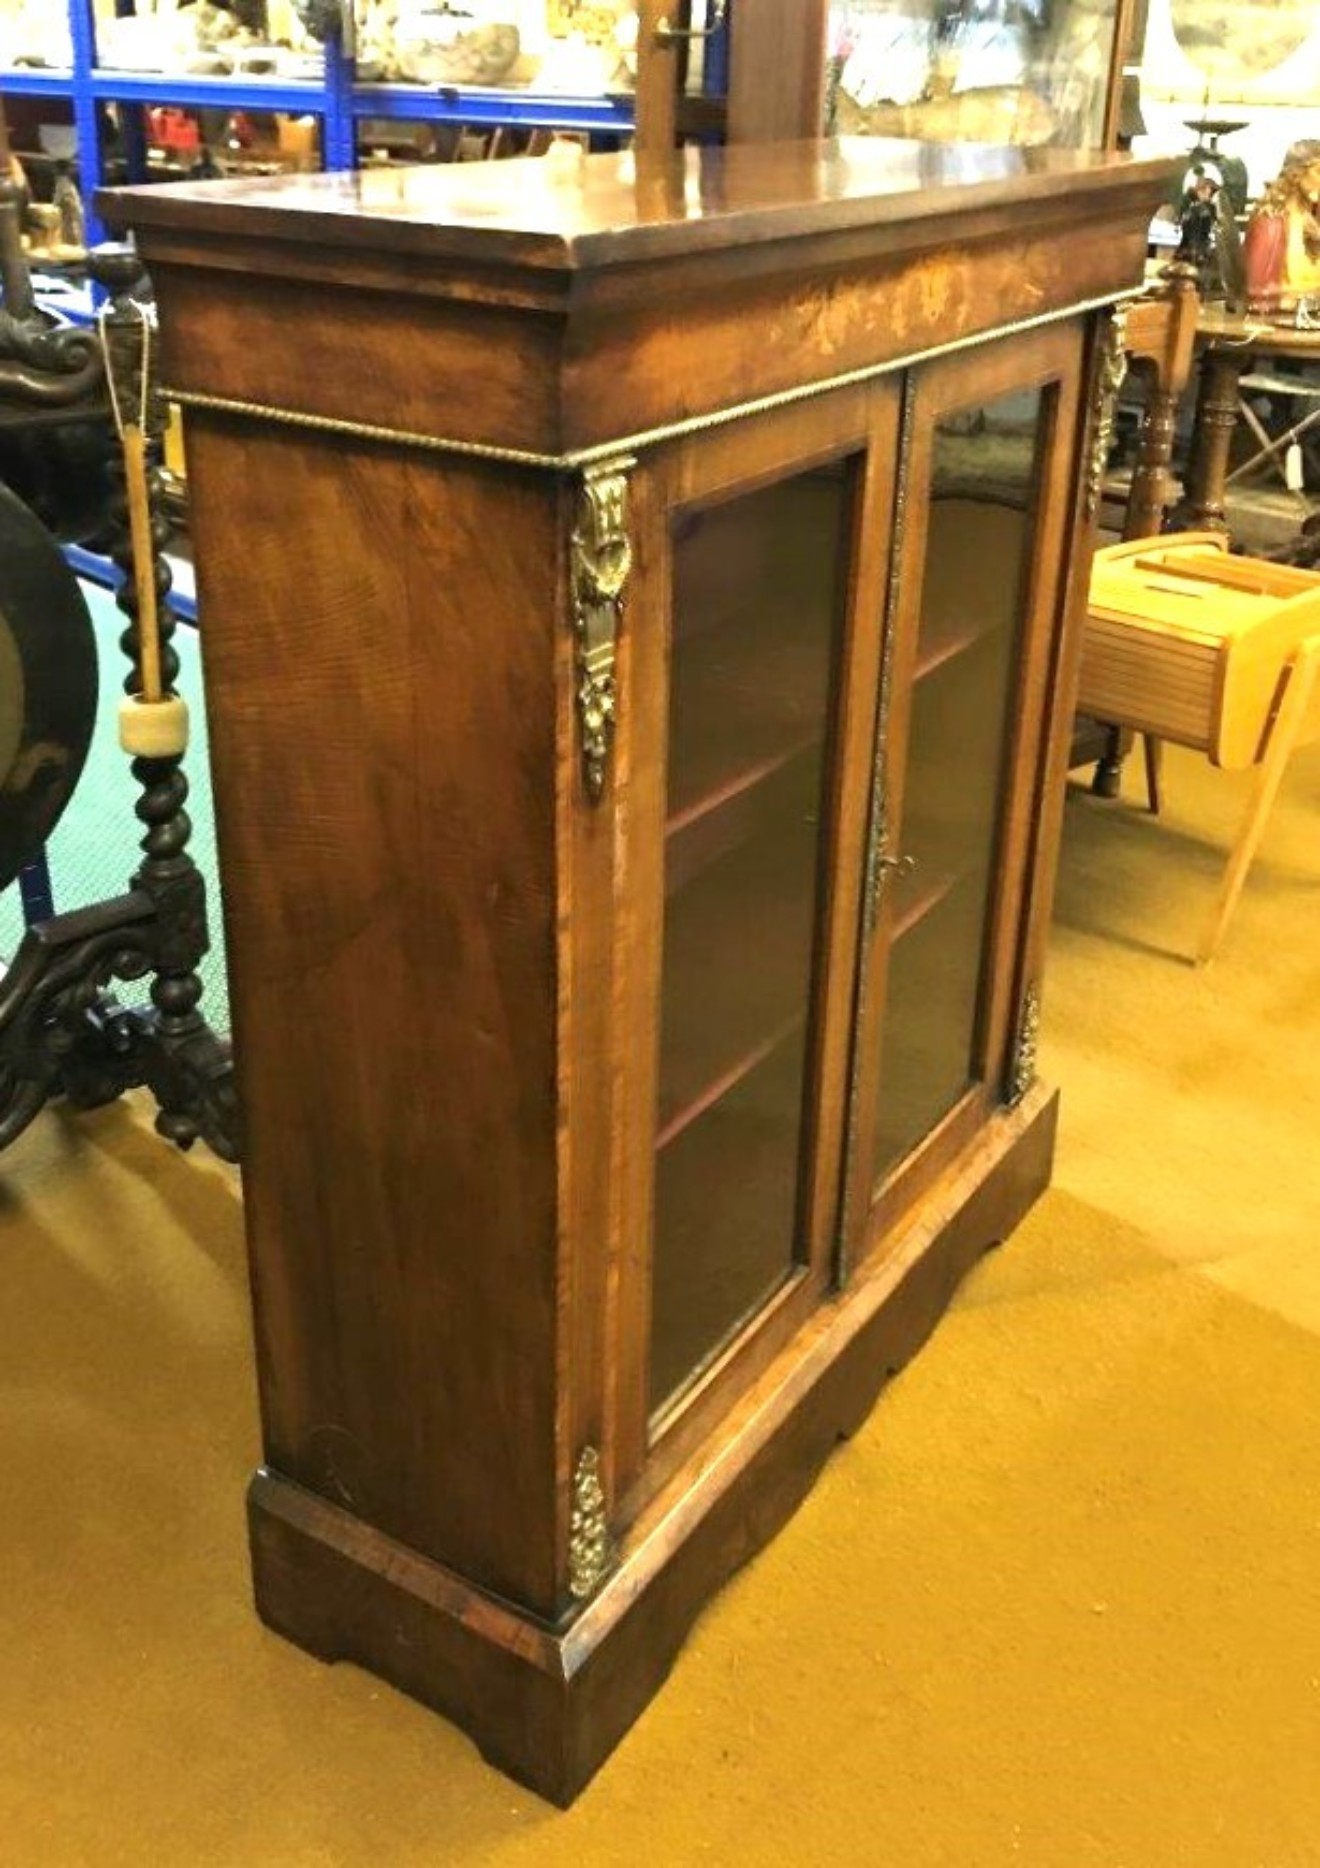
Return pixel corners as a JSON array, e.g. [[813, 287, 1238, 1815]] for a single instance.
[[1, 1, 647, 244]]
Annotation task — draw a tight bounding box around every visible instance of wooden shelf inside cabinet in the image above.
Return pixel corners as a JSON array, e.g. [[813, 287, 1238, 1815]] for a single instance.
[[913, 612, 1003, 684], [666, 614, 829, 835], [888, 864, 959, 942], [658, 796, 818, 1146], [667, 468, 849, 834], [651, 1038, 807, 1415], [913, 492, 1034, 683], [871, 870, 991, 1187], [102, 137, 1176, 1807]]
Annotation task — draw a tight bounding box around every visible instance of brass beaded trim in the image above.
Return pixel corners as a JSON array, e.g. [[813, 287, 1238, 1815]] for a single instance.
[[835, 371, 917, 1284], [163, 288, 1135, 473], [571, 459, 634, 804]]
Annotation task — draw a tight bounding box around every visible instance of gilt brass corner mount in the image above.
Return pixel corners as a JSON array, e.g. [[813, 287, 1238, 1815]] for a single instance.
[[568, 1446, 614, 1601], [571, 458, 634, 804], [1009, 980, 1042, 1107], [1085, 301, 1131, 518]]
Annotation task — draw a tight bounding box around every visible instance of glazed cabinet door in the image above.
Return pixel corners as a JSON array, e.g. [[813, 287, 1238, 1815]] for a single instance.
[[613, 384, 902, 1505], [841, 323, 1087, 1265]]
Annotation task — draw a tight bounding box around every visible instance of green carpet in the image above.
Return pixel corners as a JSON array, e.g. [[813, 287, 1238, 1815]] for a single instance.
[[0, 733, 1318, 1864], [0, 581, 228, 1030]]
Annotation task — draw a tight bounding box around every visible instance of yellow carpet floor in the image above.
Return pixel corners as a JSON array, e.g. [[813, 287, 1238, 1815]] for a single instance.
[[2, 739, 1319, 1867]]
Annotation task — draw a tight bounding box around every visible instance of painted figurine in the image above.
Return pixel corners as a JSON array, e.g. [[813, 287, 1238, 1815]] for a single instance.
[[1175, 164, 1244, 308], [1243, 142, 1320, 320]]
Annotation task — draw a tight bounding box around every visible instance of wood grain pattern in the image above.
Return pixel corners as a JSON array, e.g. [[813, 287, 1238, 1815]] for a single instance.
[[186, 417, 563, 1613], [103, 146, 1170, 461], [145, 216, 1152, 462], [103, 143, 1172, 276], [147, 263, 568, 458]]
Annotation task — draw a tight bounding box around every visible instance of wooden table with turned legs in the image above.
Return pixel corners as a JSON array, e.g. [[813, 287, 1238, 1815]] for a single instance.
[[1178, 307, 1320, 535]]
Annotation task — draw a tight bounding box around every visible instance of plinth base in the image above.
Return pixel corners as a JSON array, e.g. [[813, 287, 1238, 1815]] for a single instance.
[[248, 1085, 1059, 1806]]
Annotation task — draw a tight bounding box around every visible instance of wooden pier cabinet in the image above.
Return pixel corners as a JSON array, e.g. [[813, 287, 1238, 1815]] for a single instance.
[[106, 140, 1171, 1804]]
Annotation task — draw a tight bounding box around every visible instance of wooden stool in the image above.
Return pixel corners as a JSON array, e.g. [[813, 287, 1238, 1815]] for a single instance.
[[1078, 533, 1320, 962]]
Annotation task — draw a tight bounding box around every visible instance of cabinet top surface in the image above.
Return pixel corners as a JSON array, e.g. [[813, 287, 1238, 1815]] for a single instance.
[[103, 138, 1171, 272]]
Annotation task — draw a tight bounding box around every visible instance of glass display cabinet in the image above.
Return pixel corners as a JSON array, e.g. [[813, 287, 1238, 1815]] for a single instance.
[[827, 0, 1129, 148], [105, 134, 1172, 1804]]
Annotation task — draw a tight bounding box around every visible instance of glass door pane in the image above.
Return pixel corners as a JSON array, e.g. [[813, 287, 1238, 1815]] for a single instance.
[[650, 465, 852, 1416], [870, 386, 1048, 1188]]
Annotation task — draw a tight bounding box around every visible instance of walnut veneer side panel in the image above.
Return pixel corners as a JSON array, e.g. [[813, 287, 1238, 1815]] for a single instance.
[[184, 417, 563, 1613]]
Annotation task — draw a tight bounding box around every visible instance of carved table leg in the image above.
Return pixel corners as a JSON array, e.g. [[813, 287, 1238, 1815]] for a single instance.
[[1124, 376, 1182, 542], [1175, 348, 1244, 535]]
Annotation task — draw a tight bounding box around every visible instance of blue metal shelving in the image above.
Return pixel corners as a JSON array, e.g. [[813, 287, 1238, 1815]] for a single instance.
[[61, 544, 199, 628], [0, 68, 77, 98], [352, 82, 634, 132], [1, 2, 640, 245], [87, 70, 328, 114]]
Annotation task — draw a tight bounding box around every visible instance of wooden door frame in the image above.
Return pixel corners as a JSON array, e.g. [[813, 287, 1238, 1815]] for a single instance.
[[607, 380, 901, 1520], [838, 321, 1088, 1271]]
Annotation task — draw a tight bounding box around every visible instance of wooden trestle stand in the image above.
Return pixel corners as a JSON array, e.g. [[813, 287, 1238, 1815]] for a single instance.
[[104, 141, 1172, 1804]]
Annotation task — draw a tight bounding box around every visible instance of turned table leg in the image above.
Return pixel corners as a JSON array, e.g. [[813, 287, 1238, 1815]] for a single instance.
[[1179, 348, 1245, 534], [1124, 376, 1182, 542], [1090, 724, 1130, 797]]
